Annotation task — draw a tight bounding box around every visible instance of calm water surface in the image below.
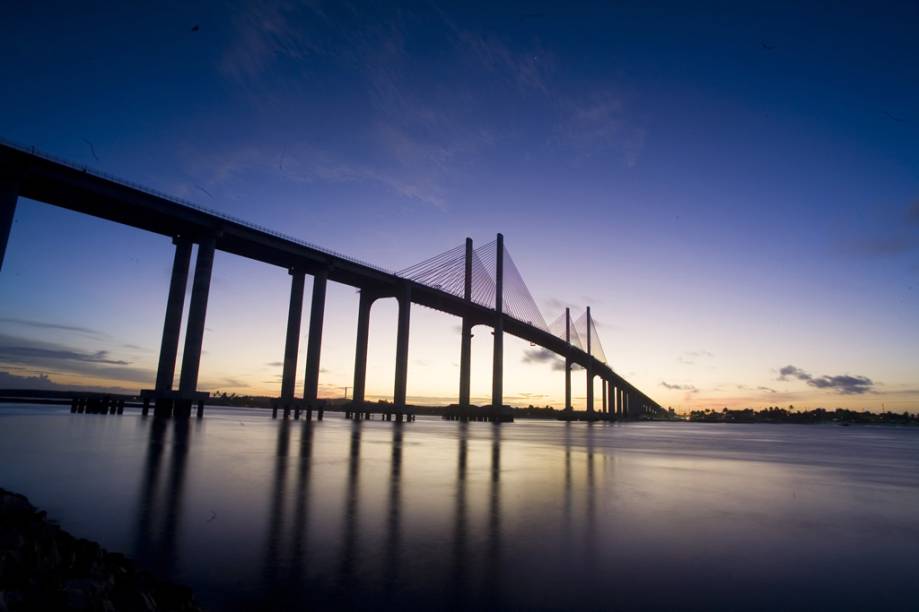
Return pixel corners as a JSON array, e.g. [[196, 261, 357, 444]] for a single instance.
[[1, 405, 918, 611]]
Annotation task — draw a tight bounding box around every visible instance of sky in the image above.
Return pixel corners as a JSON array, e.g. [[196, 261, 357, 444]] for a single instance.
[[1, 0, 917, 413]]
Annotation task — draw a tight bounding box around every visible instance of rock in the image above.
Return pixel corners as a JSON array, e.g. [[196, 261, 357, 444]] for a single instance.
[[0, 488, 203, 612]]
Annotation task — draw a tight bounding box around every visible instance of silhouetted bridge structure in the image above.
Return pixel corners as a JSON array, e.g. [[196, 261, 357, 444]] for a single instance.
[[0, 141, 664, 422]]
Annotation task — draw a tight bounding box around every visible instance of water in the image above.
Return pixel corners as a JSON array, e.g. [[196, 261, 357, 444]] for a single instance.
[[1, 405, 918, 611]]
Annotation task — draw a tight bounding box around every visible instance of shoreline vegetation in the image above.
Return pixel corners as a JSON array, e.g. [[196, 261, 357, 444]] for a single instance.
[[688, 406, 918, 425], [0, 488, 202, 612], [0, 389, 916, 425]]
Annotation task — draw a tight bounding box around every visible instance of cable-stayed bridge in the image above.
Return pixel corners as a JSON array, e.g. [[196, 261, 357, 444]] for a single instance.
[[0, 140, 663, 422]]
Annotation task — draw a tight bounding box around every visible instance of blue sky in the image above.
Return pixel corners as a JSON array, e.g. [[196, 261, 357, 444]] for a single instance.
[[1, 1, 917, 412]]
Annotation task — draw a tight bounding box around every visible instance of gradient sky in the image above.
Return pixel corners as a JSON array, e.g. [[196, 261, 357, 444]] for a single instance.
[[1, 1, 917, 413]]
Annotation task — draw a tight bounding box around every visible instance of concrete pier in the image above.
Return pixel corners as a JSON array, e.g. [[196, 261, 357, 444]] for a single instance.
[[281, 268, 305, 401], [564, 307, 572, 411], [602, 379, 607, 414], [303, 270, 327, 403], [585, 306, 593, 414], [154, 238, 192, 393], [459, 238, 473, 408], [178, 236, 215, 395], [0, 178, 18, 272], [491, 233, 504, 418], [352, 290, 374, 406], [393, 283, 411, 411]]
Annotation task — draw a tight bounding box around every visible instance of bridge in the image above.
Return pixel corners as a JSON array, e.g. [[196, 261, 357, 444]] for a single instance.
[[0, 140, 664, 422]]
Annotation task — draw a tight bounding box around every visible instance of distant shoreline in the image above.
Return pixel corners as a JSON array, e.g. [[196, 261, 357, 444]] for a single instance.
[[2, 390, 914, 425]]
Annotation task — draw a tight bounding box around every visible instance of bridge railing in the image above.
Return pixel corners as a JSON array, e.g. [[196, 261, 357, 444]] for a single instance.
[[4, 138, 615, 362], [1, 138, 396, 276]]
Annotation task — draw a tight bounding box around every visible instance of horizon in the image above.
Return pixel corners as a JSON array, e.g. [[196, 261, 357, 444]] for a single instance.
[[1, 1, 917, 413]]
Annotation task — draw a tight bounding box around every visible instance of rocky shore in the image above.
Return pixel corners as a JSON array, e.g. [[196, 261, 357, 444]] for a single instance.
[[0, 488, 202, 612]]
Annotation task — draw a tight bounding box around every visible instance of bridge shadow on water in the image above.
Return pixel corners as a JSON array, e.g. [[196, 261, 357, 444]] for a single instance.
[[127, 415, 545, 611]]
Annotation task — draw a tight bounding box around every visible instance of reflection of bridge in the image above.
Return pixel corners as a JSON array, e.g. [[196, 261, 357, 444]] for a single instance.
[[0, 141, 663, 421]]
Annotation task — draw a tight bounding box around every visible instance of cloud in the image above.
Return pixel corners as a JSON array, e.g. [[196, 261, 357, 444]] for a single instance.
[[207, 377, 249, 389], [122, 344, 151, 352], [0, 317, 105, 338], [677, 350, 714, 365], [0, 337, 129, 365], [522, 347, 564, 371], [841, 199, 919, 257], [220, 0, 329, 85], [908, 200, 919, 225], [457, 31, 552, 94], [777, 364, 874, 395], [555, 92, 646, 166], [521, 347, 582, 371], [0, 334, 153, 385], [735, 384, 777, 394], [0, 370, 140, 395], [846, 236, 918, 256], [661, 381, 698, 392], [778, 365, 811, 381], [266, 361, 284, 367]]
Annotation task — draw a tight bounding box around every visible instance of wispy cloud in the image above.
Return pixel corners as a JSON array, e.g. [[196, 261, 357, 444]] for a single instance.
[[907, 200, 919, 225], [778, 364, 874, 395], [677, 350, 714, 365], [555, 91, 646, 166], [0, 317, 106, 338], [457, 31, 553, 94], [220, 0, 328, 85], [521, 347, 582, 371], [661, 381, 698, 392], [0, 334, 152, 384], [841, 199, 919, 257], [0, 370, 140, 395], [522, 347, 565, 371]]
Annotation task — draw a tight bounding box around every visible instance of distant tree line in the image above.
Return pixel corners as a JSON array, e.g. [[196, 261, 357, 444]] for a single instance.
[[688, 406, 918, 425]]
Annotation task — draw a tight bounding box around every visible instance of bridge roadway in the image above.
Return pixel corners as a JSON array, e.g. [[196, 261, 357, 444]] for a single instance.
[[0, 141, 661, 420]]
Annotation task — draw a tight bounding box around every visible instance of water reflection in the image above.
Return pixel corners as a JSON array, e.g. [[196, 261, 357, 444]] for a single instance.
[[10, 410, 913, 612], [263, 417, 289, 586], [289, 421, 313, 584], [450, 422, 468, 611], [383, 424, 402, 603], [485, 424, 502, 608], [338, 420, 361, 593], [133, 416, 191, 575]]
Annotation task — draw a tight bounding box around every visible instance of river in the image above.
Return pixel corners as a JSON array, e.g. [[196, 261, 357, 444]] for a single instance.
[[1, 405, 917, 611]]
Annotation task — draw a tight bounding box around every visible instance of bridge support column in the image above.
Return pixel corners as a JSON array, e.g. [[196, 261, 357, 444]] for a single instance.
[[491, 234, 504, 419], [564, 307, 572, 412], [564, 358, 572, 411], [459, 238, 473, 409], [602, 380, 607, 414], [0, 179, 18, 272], [303, 270, 327, 404], [178, 236, 215, 397], [155, 238, 192, 393], [459, 319, 473, 407], [281, 268, 305, 402], [394, 283, 411, 410], [585, 306, 593, 415], [352, 290, 374, 406], [586, 372, 594, 414]]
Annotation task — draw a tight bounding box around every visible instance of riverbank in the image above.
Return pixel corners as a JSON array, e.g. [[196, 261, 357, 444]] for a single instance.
[[0, 488, 202, 612]]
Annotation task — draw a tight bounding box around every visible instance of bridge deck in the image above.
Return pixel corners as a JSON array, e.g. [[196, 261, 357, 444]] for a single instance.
[[1, 141, 656, 408]]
